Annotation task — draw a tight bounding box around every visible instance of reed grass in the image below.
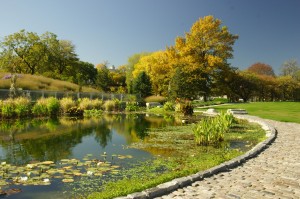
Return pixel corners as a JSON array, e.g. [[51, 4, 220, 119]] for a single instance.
[[0, 72, 99, 92]]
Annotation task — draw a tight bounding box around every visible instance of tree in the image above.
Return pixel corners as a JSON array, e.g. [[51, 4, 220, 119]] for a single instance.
[[174, 15, 238, 100], [132, 71, 152, 98], [247, 62, 275, 76], [96, 62, 112, 92], [126, 52, 150, 93], [281, 59, 300, 79], [133, 51, 174, 96], [0, 29, 47, 74]]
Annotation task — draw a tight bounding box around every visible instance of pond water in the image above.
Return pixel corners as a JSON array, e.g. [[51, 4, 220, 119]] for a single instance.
[[0, 114, 181, 199]]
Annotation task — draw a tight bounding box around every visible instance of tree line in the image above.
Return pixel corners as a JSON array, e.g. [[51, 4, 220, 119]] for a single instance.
[[1, 16, 300, 102]]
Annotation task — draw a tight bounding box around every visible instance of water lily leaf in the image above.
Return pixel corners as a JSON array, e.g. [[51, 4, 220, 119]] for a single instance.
[[41, 161, 55, 165], [62, 178, 74, 183]]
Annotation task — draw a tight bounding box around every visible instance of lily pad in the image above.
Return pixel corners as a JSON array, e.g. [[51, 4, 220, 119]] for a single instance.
[[62, 178, 74, 183]]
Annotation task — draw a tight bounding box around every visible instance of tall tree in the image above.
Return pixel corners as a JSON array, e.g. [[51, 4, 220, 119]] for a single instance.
[[174, 15, 238, 100], [247, 62, 275, 76], [126, 52, 150, 93], [132, 71, 152, 98], [281, 59, 300, 79], [0, 29, 47, 74]]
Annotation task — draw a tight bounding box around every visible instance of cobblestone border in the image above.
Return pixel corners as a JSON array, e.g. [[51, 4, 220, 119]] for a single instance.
[[115, 115, 277, 199]]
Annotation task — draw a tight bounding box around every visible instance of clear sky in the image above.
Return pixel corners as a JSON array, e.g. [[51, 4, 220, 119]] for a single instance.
[[1, 0, 299, 74]]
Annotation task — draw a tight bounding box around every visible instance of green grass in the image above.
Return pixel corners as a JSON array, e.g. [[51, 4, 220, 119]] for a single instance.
[[0, 72, 99, 92], [195, 102, 300, 123]]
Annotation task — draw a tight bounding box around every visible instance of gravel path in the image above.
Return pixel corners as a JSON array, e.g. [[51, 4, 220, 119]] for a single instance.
[[154, 117, 300, 199]]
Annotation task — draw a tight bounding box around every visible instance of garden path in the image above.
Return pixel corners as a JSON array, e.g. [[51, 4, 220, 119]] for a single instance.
[[155, 117, 300, 199]]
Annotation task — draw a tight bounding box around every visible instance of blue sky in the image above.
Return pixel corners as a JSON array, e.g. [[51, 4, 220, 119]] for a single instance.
[[1, 0, 299, 74]]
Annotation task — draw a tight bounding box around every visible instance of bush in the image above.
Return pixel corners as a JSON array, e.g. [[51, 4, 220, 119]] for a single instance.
[[67, 107, 84, 117], [32, 97, 60, 117], [60, 97, 76, 114], [175, 99, 193, 116], [125, 102, 139, 112], [1, 98, 15, 118], [32, 98, 48, 116], [103, 100, 116, 112], [91, 99, 103, 110], [163, 101, 175, 111], [78, 98, 93, 110], [193, 112, 235, 146], [14, 97, 31, 117], [47, 97, 60, 117]]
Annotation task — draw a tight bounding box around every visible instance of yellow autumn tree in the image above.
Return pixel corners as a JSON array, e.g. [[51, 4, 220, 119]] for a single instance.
[[133, 50, 175, 96], [173, 15, 238, 99]]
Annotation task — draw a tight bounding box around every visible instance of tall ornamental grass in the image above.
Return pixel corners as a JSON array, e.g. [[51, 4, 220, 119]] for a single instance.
[[14, 97, 31, 117], [32, 97, 60, 117], [193, 112, 235, 146], [60, 97, 76, 114], [78, 98, 103, 110]]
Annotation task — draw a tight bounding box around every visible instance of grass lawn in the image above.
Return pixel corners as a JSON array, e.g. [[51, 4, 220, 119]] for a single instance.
[[195, 102, 300, 123]]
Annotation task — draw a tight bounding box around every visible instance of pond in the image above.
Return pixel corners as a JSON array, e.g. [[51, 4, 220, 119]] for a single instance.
[[0, 114, 182, 199]]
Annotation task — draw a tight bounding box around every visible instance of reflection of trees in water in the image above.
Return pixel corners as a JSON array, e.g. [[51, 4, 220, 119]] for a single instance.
[[94, 119, 112, 148], [0, 114, 174, 165]]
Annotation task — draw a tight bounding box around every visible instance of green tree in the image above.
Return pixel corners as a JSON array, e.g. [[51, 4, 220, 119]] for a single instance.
[[96, 62, 112, 92], [126, 52, 150, 93], [132, 71, 152, 98], [0, 29, 47, 74]]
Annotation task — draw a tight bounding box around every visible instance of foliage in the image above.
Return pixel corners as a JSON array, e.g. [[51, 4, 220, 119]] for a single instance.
[[126, 52, 150, 94], [281, 59, 300, 80], [247, 62, 275, 76], [103, 100, 116, 112], [66, 107, 84, 117], [125, 102, 139, 112], [163, 101, 175, 111], [132, 71, 152, 98], [175, 99, 193, 116], [32, 97, 60, 117], [144, 95, 166, 103], [96, 62, 112, 92], [60, 97, 76, 114], [14, 97, 31, 117], [1, 98, 15, 118], [193, 112, 235, 145]]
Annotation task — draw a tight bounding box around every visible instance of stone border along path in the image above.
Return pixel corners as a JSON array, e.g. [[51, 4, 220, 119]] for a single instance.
[[116, 114, 300, 199]]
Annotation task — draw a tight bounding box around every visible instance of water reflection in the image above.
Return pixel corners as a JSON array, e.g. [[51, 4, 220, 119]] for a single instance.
[[0, 114, 179, 165]]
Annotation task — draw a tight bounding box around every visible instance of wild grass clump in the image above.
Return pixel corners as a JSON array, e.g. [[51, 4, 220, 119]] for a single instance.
[[193, 112, 235, 145], [78, 98, 103, 110], [32, 97, 60, 117], [103, 100, 116, 112], [60, 97, 76, 114], [0, 98, 15, 118], [125, 102, 139, 112], [14, 97, 31, 117], [175, 99, 193, 116]]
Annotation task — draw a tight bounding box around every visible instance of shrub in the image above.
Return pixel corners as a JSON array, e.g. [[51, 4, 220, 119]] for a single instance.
[[125, 102, 139, 112], [32, 98, 48, 116], [1, 98, 15, 118], [163, 101, 175, 111], [67, 107, 84, 117], [78, 98, 93, 110], [175, 99, 193, 116], [14, 97, 31, 117], [47, 97, 60, 117], [60, 97, 76, 114], [193, 112, 235, 146], [32, 97, 60, 117], [91, 99, 103, 110], [103, 100, 116, 112]]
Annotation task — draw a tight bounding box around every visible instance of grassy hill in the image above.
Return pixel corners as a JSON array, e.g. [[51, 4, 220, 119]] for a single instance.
[[0, 72, 99, 92]]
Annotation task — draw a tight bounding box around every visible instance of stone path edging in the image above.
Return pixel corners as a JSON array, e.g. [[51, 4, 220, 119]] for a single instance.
[[115, 115, 277, 199]]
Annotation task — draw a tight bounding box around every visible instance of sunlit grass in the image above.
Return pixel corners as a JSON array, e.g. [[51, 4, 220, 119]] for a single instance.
[[0, 72, 99, 92], [195, 102, 300, 123]]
